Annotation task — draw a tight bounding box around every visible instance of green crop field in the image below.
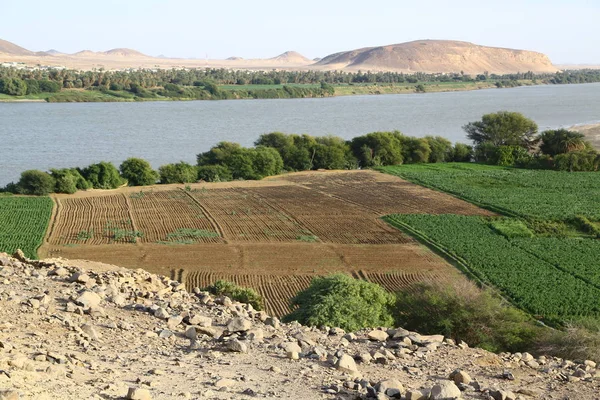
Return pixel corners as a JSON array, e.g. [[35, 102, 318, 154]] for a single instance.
[[0, 196, 53, 259], [385, 214, 600, 320], [381, 163, 600, 220]]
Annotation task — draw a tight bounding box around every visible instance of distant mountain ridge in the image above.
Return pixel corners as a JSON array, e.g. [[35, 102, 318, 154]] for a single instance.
[[0, 38, 558, 74]]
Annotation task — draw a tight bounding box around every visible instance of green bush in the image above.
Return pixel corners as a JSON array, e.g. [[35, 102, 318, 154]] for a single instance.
[[51, 168, 92, 194], [313, 136, 354, 170], [554, 151, 599, 172], [197, 165, 233, 182], [489, 218, 534, 238], [539, 129, 589, 156], [425, 136, 453, 163], [252, 146, 284, 178], [399, 136, 431, 164], [25, 79, 40, 95], [80, 162, 124, 189], [203, 280, 264, 310], [395, 282, 539, 353], [119, 158, 158, 186], [38, 80, 61, 93], [0, 78, 27, 96], [451, 143, 473, 162], [350, 131, 404, 167], [17, 170, 56, 196], [159, 162, 198, 184], [283, 274, 395, 332]]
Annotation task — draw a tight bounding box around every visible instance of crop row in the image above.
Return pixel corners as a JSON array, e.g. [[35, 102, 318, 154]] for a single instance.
[[385, 214, 600, 319], [382, 163, 600, 220], [0, 197, 53, 259]]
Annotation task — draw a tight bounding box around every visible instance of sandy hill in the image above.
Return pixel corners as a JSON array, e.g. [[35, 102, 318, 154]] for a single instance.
[[103, 48, 148, 57], [316, 40, 558, 74], [0, 250, 597, 399], [270, 51, 312, 64], [0, 38, 35, 56], [45, 49, 64, 56]]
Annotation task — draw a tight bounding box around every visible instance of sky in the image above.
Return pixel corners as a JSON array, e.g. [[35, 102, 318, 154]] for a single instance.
[[2, 0, 599, 64]]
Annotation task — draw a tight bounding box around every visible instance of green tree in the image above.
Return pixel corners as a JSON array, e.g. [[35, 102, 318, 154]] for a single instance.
[[17, 170, 55, 195], [0, 78, 28, 96], [158, 162, 198, 184], [25, 79, 40, 95], [539, 129, 590, 157], [80, 162, 124, 189], [398, 135, 431, 164], [51, 168, 91, 194], [313, 136, 353, 170], [197, 165, 233, 182], [425, 136, 453, 163], [350, 131, 404, 167], [463, 111, 539, 150], [452, 143, 473, 162], [554, 151, 600, 172], [119, 158, 158, 186], [252, 146, 284, 178], [38, 80, 61, 93], [283, 274, 395, 332]]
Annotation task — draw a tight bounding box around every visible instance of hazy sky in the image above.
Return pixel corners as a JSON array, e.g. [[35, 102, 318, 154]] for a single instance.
[[3, 0, 599, 64]]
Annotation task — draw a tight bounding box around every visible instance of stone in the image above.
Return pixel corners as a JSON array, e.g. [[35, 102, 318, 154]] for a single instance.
[[215, 378, 236, 389], [185, 326, 197, 340], [28, 298, 40, 309], [406, 389, 429, 400], [490, 390, 516, 400], [368, 329, 389, 342], [521, 352, 534, 362], [111, 294, 126, 306], [126, 387, 152, 400], [584, 360, 597, 368], [430, 381, 461, 399], [287, 351, 299, 360], [75, 291, 101, 308], [247, 328, 264, 342], [377, 379, 404, 398], [226, 317, 252, 332], [197, 327, 218, 337], [188, 315, 212, 327], [159, 329, 173, 339], [70, 272, 90, 284], [336, 354, 358, 374], [167, 315, 183, 330], [227, 339, 248, 353], [80, 324, 100, 341], [153, 308, 169, 320], [449, 369, 471, 385], [264, 317, 280, 329], [281, 342, 302, 353], [0, 390, 19, 400]]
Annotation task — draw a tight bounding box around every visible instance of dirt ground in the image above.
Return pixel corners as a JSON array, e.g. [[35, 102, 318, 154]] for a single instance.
[[572, 123, 600, 150], [39, 170, 493, 316]]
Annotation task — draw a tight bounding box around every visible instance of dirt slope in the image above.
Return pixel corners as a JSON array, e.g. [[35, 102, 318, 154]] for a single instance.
[[1, 251, 599, 399], [571, 123, 600, 151], [0, 39, 34, 56], [316, 40, 557, 74]]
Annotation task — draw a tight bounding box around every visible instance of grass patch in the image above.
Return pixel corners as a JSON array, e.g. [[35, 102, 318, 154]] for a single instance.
[[489, 218, 533, 238], [158, 228, 220, 244], [296, 235, 319, 242]]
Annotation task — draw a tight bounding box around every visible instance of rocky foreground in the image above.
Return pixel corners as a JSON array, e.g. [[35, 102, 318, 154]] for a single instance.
[[0, 252, 599, 400]]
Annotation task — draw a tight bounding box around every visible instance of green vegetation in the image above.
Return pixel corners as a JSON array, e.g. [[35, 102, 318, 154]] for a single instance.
[[80, 162, 125, 189], [0, 197, 53, 259], [283, 274, 395, 332], [159, 162, 198, 184], [382, 163, 600, 220], [161, 228, 219, 244], [119, 158, 159, 186], [16, 170, 56, 196], [385, 214, 600, 321], [203, 280, 264, 311]]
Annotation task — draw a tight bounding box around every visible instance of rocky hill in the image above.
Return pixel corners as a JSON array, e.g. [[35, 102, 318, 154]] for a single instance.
[[0, 39, 34, 57], [316, 40, 557, 74], [1, 251, 598, 399]]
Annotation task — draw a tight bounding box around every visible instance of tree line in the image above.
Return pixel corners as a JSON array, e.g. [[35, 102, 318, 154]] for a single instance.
[[4, 114, 597, 196], [1, 66, 599, 95]]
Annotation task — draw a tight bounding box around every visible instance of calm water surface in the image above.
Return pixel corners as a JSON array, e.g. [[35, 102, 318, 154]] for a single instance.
[[1, 83, 599, 186]]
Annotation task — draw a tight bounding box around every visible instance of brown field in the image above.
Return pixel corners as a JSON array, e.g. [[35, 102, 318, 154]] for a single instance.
[[41, 170, 493, 316]]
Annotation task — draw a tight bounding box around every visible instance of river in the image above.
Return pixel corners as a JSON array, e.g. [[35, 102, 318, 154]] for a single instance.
[[2, 83, 600, 186]]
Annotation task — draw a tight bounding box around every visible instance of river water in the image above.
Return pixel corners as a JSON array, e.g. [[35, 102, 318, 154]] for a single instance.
[[2, 83, 599, 186]]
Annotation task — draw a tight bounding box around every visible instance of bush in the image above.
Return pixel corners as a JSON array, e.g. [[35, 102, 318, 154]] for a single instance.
[[554, 151, 599, 172], [398, 136, 431, 164], [313, 136, 354, 170], [252, 146, 284, 178], [394, 282, 539, 353], [0, 78, 27, 96], [283, 274, 395, 332], [25, 79, 40, 95], [38, 80, 61, 93], [197, 165, 233, 182], [203, 280, 264, 311], [80, 162, 124, 189], [452, 143, 473, 162], [539, 129, 589, 156], [119, 158, 158, 186], [464, 111, 539, 150], [425, 136, 453, 163], [350, 132, 403, 167], [51, 168, 91, 194], [17, 170, 56, 195], [535, 320, 600, 362], [159, 162, 198, 184]]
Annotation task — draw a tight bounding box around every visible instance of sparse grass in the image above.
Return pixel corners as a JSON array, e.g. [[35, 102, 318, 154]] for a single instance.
[[76, 229, 94, 241], [297, 235, 319, 243], [158, 228, 220, 244]]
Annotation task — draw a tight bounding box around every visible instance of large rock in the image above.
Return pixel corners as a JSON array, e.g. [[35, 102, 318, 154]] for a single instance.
[[75, 291, 101, 308], [226, 317, 252, 333], [336, 354, 358, 374], [227, 339, 248, 353], [126, 387, 152, 400], [368, 330, 389, 342], [0, 390, 19, 400], [430, 381, 461, 399], [406, 389, 429, 400], [449, 369, 471, 385], [377, 379, 404, 398]]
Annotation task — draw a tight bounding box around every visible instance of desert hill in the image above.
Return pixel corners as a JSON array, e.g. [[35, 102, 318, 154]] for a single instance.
[[0, 250, 597, 399], [316, 40, 558, 74], [0, 37, 558, 74]]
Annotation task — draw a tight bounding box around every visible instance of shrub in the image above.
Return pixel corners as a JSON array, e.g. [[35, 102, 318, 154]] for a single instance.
[[51, 168, 91, 194], [119, 158, 158, 186], [425, 136, 453, 163], [25, 79, 40, 95], [0, 78, 27, 96], [539, 129, 589, 156], [17, 170, 56, 195], [463, 111, 539, 150], [350, 132, 403, 167], [313, 136, 353, 170], [80, 162, 124, 189], [452, 143, 473, 162], [535, 319, 600, 362], [252, 146, 284, 178], [38, 80, 61, 93], [554, 151, 599, 172], [203, 280, 264, 311], [197, 165, 233, 182], [159, 162, 198, 184], [398, 136, 431, 164], [394, 281, 539, 353], [489, 218, 534, 238], [283, 274, 395, 332]]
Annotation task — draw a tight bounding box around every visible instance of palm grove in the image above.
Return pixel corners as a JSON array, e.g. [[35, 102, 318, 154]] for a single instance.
[[4, 111, 598, 195]]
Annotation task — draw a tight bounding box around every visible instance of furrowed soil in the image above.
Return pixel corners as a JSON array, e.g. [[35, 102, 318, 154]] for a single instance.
[[40, 170, 493, 316]]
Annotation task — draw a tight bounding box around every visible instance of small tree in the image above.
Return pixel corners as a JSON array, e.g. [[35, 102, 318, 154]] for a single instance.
[[425, 136, 453, 163], [0, 78, 28, 96], [119, 158, 158, 186], [158, 162, 198, 184], [350, 131, 403, 167], [463, 111, 539, 150], [51, 168, 91, 194], [539, 129, 590, 157], [197, 165, 233, 182], [80, 162, 124, 189], [452, 143, 473, 162], [283, 274, 395, 332], [17, 170, 55, 195]]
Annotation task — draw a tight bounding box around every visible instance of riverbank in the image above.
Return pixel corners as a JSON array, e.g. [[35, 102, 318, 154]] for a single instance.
[[571, 123, 600, 150], [0, 80, 531, 103]]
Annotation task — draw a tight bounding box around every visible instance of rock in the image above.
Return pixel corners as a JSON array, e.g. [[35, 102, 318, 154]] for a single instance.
[[287, 351, 299, 360], [368, 329, 389, 342], [111, 294, 126, 306], [449, 369, 471, 385], [153, 307, 169, 320], [159, 329, 173, 339], [430, 381, 461, 399], [126, 387, 152, 400], [270, 366, 282, 373], [197, 327, 218, 337], [188, 315, 212, 327], [70, 272, 90, 284], [281, 342, 302, 353], [517, 388, 540, 397], [185, 326, 197, 340], [264, 317, 280, 329], [584, 360, 597, 368], [80, 323, 100, 341], [336, 354, 358, 374], [28, 298, 40, 309], [406, 389, 429, 400], [0, 391, 19, 400], [167, 315, 183, 330], [227, 339, 248, 353], [75, 291, 101, 308], [226, 317, 252, 333], [490, 390, 516, 400], [247, 328, 264, 342], [521, 352, 534, 362], [215, 378, 236, 389], [377, 379, 404, 398]]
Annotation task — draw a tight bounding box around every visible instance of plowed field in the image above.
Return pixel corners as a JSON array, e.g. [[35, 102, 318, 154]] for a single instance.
[[41, 170, 492, 316]]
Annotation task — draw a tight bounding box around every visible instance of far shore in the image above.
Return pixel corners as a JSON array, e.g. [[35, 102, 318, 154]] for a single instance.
[[571, 123, 600, 150]]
